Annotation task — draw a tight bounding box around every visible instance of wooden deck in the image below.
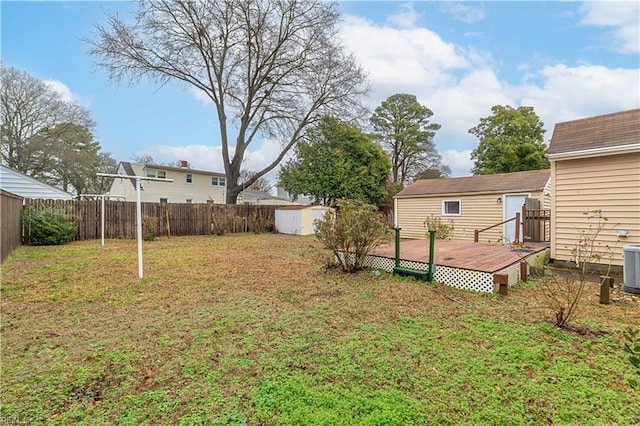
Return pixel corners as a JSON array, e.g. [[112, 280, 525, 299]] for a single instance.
[[370, 239, 549, 274]]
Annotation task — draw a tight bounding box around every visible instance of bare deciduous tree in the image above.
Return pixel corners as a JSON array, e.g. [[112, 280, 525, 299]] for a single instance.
[[238, 169, 272, 194], [1, 65, 94, 179], [89, 0, 368, 204]]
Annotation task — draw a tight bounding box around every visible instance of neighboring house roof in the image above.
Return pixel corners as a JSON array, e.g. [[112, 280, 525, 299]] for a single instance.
[[0, 165, 74, 200], [118, 161, 227, 187], [239, 188, 291, 203], [548, 108, 640, 157], [276, 204, 326, 210], [120, 161, 138, 188], [396, 169, 551, 198], [142, 162, 225, 177]]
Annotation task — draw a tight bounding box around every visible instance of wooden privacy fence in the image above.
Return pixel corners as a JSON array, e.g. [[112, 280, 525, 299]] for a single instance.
[[1, 190, 24, 262], [22, 199, 277, 241]]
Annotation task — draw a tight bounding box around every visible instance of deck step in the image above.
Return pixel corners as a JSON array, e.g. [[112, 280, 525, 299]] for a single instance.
[[393, 266, 431, 282]]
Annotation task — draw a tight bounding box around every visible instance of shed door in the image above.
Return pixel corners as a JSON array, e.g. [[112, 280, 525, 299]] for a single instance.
[[503, 194, 528, 244]]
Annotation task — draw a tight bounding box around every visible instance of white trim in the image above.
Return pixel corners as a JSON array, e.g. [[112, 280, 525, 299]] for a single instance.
[[548, 143, 640, 160], [442, 199, 461, 216]]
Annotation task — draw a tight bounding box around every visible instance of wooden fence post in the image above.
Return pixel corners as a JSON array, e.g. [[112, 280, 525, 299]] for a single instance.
[[520, 261, 528, 282]]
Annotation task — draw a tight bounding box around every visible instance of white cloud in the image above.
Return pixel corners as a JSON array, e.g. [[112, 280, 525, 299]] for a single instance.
[[440, 2, 487, 24], [188, 86, 214, 105], [516, 64, 640, 133], [339, 13, 639, 178], [442, 149, 474, 177], [44, 79, 91, 107], [341, 15, 471, 97], [580, 1, 639, 53], [166, 9, 639, 185], [387, 2, 421, 29]]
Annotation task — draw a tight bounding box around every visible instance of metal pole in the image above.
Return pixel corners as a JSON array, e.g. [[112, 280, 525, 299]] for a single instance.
[[101, 195, 105, 247], [96, 174, 171, 279], [428, 230, 436, 281], [136, 178, 143, 279], [394, 227, 401, 268]]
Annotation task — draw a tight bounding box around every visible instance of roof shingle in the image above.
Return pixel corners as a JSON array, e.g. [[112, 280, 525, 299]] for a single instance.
[[396, 169, 550, 197], [548, 109, 640, 155]]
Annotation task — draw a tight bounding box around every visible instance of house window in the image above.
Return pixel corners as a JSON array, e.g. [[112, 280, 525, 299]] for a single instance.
[[442, 200, 461, 216], [186, 199, 192, 204], [160, 198, 168, 203], [146, 168, 167, 179], [186, 173, 193, 183], [211, 177, 226, 186]]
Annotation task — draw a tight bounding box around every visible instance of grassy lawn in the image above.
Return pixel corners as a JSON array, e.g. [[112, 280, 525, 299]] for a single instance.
[[1, 233, 639, 425]]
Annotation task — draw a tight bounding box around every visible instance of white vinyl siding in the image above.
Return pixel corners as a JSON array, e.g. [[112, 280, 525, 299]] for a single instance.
[[108, 163, 227, 204]]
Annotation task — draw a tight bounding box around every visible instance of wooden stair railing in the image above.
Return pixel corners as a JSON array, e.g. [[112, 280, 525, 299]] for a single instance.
[[474, 212, 520, 243]]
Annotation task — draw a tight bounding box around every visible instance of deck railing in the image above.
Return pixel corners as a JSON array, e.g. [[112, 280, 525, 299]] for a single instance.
[[522, 205, 551, 243], [474, 212, 520, 243]]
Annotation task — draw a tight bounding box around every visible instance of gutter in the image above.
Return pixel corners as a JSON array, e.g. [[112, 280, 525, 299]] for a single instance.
[[548, 142, 640, 161]]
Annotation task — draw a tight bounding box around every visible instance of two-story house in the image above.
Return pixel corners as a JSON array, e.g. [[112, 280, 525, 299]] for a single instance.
[[109, 161, 227, 204], [108, 161, 294, 205]]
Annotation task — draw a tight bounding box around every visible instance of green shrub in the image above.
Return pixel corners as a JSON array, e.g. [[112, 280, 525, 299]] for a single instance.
[[423, 214, 455, 239], [22, 206, 77, 246], [314, 199, 391, 272]]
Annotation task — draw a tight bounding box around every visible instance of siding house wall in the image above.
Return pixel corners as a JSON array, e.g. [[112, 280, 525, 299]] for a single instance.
[[396, 190, 544, 242], [551, 153, 640, 266], [109, 163, 226, 204]]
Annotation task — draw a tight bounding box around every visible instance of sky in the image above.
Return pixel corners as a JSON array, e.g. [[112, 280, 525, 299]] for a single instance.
[[2, 1, 639, 182]]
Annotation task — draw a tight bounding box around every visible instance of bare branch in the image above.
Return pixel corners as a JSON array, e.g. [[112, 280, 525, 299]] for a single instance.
[[88, 0, 368, 203]]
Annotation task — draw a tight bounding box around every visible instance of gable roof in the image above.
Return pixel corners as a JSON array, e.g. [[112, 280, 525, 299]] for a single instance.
[[136, 162, 225, 177], [548, 108, 640, 156], [396, 169, 550, 198], [119, 161, 138, 189], [0, 165, 74, 200]]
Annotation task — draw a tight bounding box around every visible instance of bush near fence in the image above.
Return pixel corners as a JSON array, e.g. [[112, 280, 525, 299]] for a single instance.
[[22, 199, 277, 242]]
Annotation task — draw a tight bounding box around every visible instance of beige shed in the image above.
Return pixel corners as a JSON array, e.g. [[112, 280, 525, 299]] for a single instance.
[[275, 205, 333, 235]]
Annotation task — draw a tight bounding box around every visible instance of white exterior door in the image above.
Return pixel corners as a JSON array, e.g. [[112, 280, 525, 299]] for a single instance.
[[503, 194, 528, 244]]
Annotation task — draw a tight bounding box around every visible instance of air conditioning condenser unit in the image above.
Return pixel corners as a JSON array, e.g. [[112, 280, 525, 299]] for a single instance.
[[623, 244, 640, 294]]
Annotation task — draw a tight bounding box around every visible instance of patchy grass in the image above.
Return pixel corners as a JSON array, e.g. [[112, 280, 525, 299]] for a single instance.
[[1, 234, 639, 425]]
